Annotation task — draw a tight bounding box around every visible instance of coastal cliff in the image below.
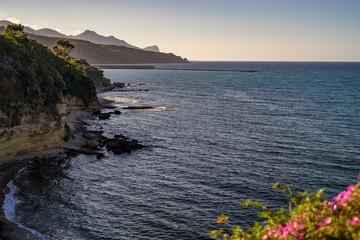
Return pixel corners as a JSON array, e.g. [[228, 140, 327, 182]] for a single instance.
[[0, 26, 103, 164], [0, 96, 99, 163]]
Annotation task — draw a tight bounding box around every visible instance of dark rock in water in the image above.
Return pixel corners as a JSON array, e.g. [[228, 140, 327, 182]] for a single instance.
[[106, 139, 127, 149], [92, 110, 101, 115], [99, 112, 111, 120], [113, 147, 131, 154], [127, 140, 143, 150], [114, 110, 121, 115], [106, 138, 145, 154], [84, 140, 100, 149], [89, 130, 104, 134], [123, 106, 153, 110], [83, 132, 102, 140], [96, 153, 105, 159], [114, 82, 126, 88]]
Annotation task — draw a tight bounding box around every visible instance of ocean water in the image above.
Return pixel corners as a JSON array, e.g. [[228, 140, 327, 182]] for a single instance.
[[4, 62, 360, 239]]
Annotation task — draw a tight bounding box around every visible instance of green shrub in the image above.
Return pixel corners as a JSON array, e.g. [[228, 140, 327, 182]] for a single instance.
[[211, 180, 360, 240], [68, 58, 110, 88]]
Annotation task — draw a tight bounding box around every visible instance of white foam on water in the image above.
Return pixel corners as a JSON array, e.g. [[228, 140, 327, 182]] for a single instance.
[[2, 168, 49, 240], [102, 96, 141, 104]]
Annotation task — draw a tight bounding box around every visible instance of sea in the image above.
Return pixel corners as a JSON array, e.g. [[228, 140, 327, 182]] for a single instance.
[[3, 61, 360, 240]]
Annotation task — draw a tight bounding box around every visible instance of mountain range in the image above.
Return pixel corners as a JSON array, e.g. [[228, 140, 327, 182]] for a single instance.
[[0, 20, 159, 52], [0, 20, 187, 64]]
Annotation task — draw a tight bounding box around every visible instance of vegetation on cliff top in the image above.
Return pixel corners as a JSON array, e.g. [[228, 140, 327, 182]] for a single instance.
[[0, 24, 108, 128]]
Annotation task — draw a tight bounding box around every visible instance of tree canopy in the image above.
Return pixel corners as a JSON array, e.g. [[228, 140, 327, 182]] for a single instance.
[[53, 39, 75, 60], [4, 24, 26, 36]]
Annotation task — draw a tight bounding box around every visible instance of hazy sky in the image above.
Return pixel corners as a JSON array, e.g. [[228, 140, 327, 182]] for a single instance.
[[1, 0, 360, 61]]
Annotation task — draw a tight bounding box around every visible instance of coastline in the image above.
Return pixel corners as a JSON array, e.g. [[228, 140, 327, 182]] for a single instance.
[[0, 159, 31, 240], [0, 83, 143, 239], [0, 111, 88, 240]]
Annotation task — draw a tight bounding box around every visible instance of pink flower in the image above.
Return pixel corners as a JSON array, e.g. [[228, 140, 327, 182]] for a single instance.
[[334, 190, 352, 204], [322, 217, 332, 224], [334, 194, 341, 202], [297, 233, 304, 239], [293, 222, 304, 229], [299, 213, 307, 219], [281, 232, 288, 239], [331, 204, 338, 211], [347, 185, 356, 192], [348, 216, 359, 226], [268, 231, 279, 238]]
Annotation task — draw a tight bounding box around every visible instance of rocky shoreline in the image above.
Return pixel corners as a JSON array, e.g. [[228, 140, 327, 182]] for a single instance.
[[0, 84, 145, 239]]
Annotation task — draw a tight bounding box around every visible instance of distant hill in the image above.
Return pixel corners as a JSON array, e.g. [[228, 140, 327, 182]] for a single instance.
[[72, 30, 138, 49], [0, 20, 160, 52], [0, 20, 12, 27], [28, 34, 188, 64], [0, 20, 188, 63], [36, 28, 68, 38]]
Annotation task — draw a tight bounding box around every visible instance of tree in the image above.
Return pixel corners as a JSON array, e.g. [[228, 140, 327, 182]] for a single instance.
[[4, 24, 26, 36], [52, 39, 74, 60]]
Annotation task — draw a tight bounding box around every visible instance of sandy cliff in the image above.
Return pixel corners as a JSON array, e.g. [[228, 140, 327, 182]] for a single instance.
[[0, 96, 99, 164]]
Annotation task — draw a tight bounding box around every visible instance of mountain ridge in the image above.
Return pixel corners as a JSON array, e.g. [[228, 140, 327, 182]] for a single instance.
[[0, 20, 160, 52], [72, 29, 139, 49], [0, 20, 188, 63]]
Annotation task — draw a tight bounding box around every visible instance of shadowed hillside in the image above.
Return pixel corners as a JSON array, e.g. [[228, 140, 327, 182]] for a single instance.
[[28, 34, 188, 64]]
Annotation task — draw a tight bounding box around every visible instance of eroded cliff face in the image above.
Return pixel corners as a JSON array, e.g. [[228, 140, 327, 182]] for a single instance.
[[0, 95, 99, 164], [0, 32, 102, 164]]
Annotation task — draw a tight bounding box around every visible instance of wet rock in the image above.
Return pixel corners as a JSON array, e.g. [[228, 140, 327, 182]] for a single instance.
[[92, 110, 101, 115], [105, 138, 145, 154], [83, 132, 102, 140], [114, 82, 126, 88], [89, 130, 104, 135], [127, 140, 143, 150], [114, 110, 121, 115], [123, 106, 153, 110], [84, 140, 100, 149], [105, 105, 116, 109], [99, 112, 111, 120], [96, 153, 105, 159], [106, 139, 127, 149], [113, 147, 131, 154]]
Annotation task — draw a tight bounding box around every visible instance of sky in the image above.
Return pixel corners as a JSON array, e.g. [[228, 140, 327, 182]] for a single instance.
[[1, 0, 360, 61]]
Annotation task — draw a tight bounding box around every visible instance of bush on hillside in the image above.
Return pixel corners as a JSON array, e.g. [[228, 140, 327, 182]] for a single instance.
[[68, 58, 110, 88], [0, 27, 97, 127]]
